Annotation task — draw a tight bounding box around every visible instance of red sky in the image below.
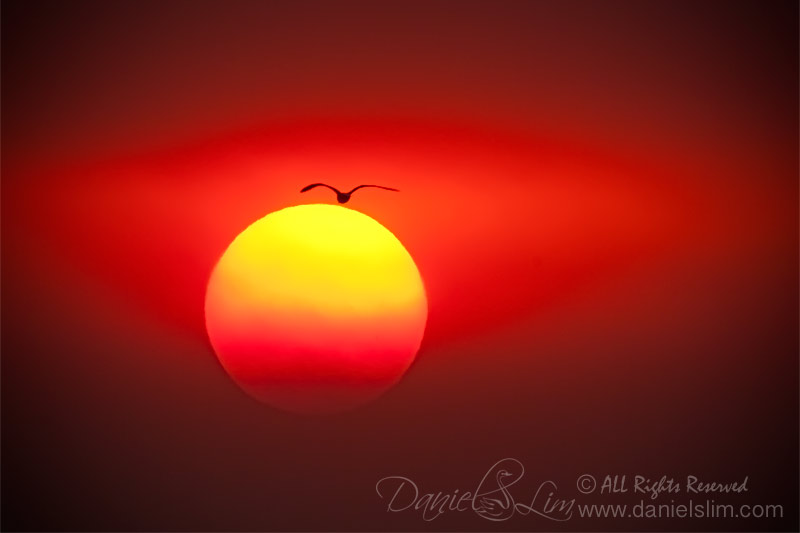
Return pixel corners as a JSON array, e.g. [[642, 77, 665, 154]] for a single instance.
[[2, 1, 797, 531]]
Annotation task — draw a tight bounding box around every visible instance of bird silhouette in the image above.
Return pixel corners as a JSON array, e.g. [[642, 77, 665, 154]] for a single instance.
[[300, 183, 399, 204], [476, 470, 515, 520]]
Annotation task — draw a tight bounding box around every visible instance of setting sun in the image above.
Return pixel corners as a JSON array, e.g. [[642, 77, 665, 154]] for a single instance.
[[205, 204, 427, 412]]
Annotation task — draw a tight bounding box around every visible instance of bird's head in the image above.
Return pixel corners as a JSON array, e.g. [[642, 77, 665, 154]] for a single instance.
[[498, 470, 512, 480]]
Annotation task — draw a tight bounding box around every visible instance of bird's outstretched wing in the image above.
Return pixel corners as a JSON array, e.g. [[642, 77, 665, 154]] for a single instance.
[[346, 184, 400, 194], [300, 183, 341, 194]]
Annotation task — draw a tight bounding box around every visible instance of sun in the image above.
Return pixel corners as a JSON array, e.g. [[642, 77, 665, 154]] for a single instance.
[[204, 204, 427, 413]]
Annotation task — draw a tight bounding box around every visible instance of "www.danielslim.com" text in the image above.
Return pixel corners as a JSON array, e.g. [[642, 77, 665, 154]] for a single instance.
[[576, 499, 783, 519]]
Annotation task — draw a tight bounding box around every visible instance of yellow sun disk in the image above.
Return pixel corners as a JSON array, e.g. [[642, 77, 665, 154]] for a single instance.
[[204, 204, 427, 411]]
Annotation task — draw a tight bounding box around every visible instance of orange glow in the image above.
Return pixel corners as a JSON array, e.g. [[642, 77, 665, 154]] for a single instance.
[[204, 204, 427, 412]]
